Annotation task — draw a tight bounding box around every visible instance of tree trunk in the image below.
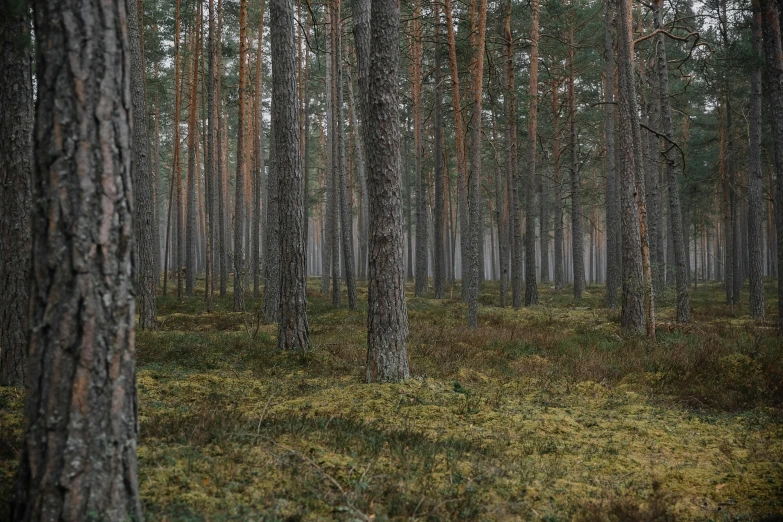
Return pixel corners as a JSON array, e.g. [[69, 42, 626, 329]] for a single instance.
[[329, 2, 342, 307], [617, 0, 645, 333], [186, 9, 201, 296], [129, 0, 157, 328], [175, 0, 185, 300], [253, 0, 266, 299], [365, 0, 410, 382], [604, 0, 620, 308], [334, 0, 357, 309], [444, 0, 469, 300], [413, 0, 429, 297], [525, 0, 540, 305], [569, 1, 584, 300], [505, 0, 523, 307], [12, 0, 142, 517], [653, 0, 690, 322], [750, 0, 766, 320], [353, 0, 371, 281], [552, 79, 564, 289], [0, 1, 32, 386], [217, 0, 228, 297], [272, 0, 310, 350], [467, 0, 488, 328], [760, 0, 783, 333], [234, 0, 248, 311], [433, 0, 446, 299]]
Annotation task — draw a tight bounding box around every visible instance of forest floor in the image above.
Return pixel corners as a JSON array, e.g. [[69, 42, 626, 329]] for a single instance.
[[2, 279, 783, 521]]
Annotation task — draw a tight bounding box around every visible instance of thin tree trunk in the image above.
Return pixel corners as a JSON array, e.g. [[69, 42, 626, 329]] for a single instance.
[[217, 0, 228, 297], [444, 0, 469, 299], [653, 0, 690, 322], [552, 79, 564, 289], [569, 1, 584, 300], [433, 0, 446, 299], [525, 0, 540, 305], [505, 0, 523, 307], [175, 0, 185, 300], [365, 0, 410, 382], [467, 0, 488, 328], [604, 0, 620, 307], [253, 0, 266, 299], [234, 0, 248, 311], [12, 0, 142, 516], [186, 9, 201, 296], [329, 2, 341, 306], [353, 0, 371, 281], [0, 1, 32, 386], [413, 0, 428, 296]]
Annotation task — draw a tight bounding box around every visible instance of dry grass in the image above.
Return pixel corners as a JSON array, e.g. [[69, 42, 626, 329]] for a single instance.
[[1, 278, 782, 520]]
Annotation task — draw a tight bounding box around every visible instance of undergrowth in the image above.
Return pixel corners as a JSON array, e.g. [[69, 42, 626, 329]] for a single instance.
[[1, 279, 782, 520]]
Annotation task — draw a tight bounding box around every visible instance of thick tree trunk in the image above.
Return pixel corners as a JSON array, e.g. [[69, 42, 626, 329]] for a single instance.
[[129, 0, 157, 328], [186, 12, 201, 296], [525, 0, 540, 306], [750, 0, 766, 320], [760, 0, 783, 333], [272, 0, 310, 350], [433, 1, 446, 299], [617, 0, 645, 333], [604, 0, 620, 308], [467, 0, 488, 328], [12, 0, 142, 518], [0, 1, 32, 386], [653, 0, 690, 322], [234, 0, 248, 311], [264, 121, 281, 321], [365, 0, 410, 382]]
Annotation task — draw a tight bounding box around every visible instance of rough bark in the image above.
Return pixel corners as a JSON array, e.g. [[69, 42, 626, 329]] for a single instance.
[[467, 0, 488, 328], [353, 0, 371, 281], [321, 7, 333, 296], [365, 0, 410, 382], [525, 0, 540, 306], [604, 0, 620, 308], [334, 0, 357, 310], [433, 0, 445, 299], [444, 0, 469, 299], [0, 0, 32, 387], [234, 0, 248, 311], [129, 0, 157, 328], [552, 80, 564, 290], [208, 0, 219, 300], [186, 11, 201, 296], [272, 0, 310, 350], [750, 0, 766, 320], [760, 0, 783, 333], [253, 0, 266, 299], [217, 0, 228, 297], [175, 0, 184, 299], [568, 2, 584, 300], [505, 0, 523, 307], [12, 0, 142, 518], [653, 0, 690, 322], [264, 119, 281, 321], [413, 0, 429, 297], [617, 0, 645, 333], [329, 2, 341, 307]]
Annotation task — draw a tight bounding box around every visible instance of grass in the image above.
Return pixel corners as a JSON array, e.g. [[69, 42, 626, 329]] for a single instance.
[[1, 277, 783, 520]]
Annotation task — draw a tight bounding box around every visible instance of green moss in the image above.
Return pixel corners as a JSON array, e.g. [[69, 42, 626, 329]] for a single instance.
[[2, 280, 782, 520]]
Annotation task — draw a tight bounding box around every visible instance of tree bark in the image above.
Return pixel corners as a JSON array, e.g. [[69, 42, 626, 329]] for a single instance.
[[444, 0, 469, 300], [234, 0, 248, 311], [569, 1, 584, 300], [525, 0, 540, 305], [352, 0, 370, 281], [175, 0, 185, 300], [467, 0, 488, 328], [653, 0, 690, 322], [604, 0, 620, 308], [129, 0, 157, 328], [750, 0, 766, 320], [617, 0, 645, 333], [12, 0, 142, 517], [552, 79, 564, 290], [253, 0, 266, 299], [433, 0, 445, 299], [272, 0, 310, 350], [0, 0, 32, 386], [413, 0, 429, 297], [760, 0, 783, 333], [505, 0, 523, 307], [365, 0, 410, 382], [186, 9, 201, 296]]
